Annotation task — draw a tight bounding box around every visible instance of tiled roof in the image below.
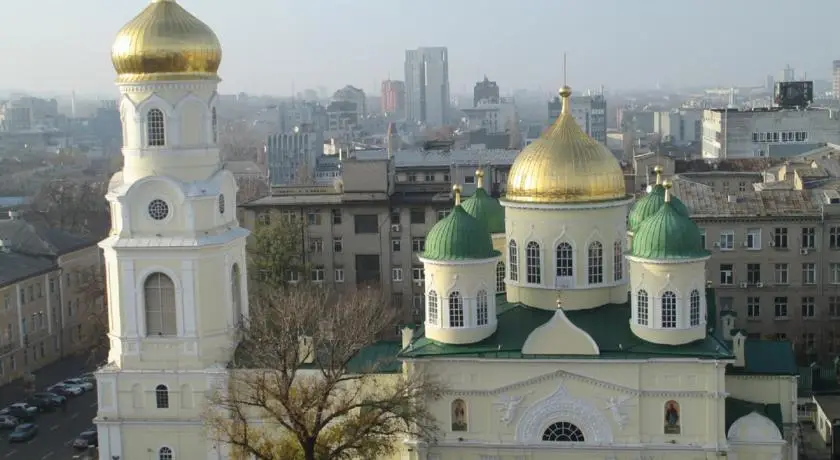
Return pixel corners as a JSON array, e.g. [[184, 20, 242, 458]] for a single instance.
[[670, 178, 822, 218]]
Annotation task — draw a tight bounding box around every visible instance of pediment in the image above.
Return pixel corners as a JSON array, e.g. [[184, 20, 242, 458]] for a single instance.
[[521, 309, 599, 355]]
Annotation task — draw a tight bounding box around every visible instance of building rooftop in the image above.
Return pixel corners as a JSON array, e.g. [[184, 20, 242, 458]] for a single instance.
[[351, 148, 519, 168], [670, 178, 823, 218]]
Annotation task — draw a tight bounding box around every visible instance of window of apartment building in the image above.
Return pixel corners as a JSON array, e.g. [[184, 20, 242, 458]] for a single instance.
[[801, 296, 816, 319], [310, 266, 325, 282], [424, 173, 435, 182], [392, 267, 403, 282], [718, 231, 735, 250], [443, 173, 451, 183], [412, 294, 424, 311], [739, 182, 747, 192], [802, 263, 817, 285], [774, 263, 789, 284], [831, 227, 840, 249], [412, 238, 425, 252], [747, 297, 760, 319], [436, 208, 451, 221], [772, 228, 788, 248], [802, 333, 816, 351], [830, 296, 840, 318], [21, 318, 26, 335], [774, 297, 788, 319], [67, 300, 73, 317], [19, 288, 25, 305], [409, 208, 425, 224], [334, 268, 344, 283], [746, 264, 761, 284], [9, 355, 14, 371], [5, 325, 11, 344], [331, 209, 342, 225], [306, 210, 322, 226], [464, 175, 476, 184], [745, 229, 761, 250], [801, 227, 816, 249], [354, 214, 379, 234], [391, 293, 403, 309], [699, 230, 706, 249], [65, 273, 72, 287], [308, 238, 323, 253], [719, 264, 734, 285], [408, 173, 417, 182], [36, 284, 42, 299], [390, 209, 401, 225], [391, 238, 401, 252], [722, 182, 730, 193], [412, 266, 424, 282], [286, 271, 299, 283], [3, 294, 9, 310], [280, 210, 297, 223], [832, 264, 840, 284], [333, 238, 343, 253], [257, 213, 271, 226]]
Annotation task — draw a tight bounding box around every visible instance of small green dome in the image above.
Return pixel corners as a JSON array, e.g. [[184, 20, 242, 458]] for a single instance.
[[628, 184, 690, 232], [631, 201, 709, 260], [422, 206, 499, 261], [461, 187, 505, 234]]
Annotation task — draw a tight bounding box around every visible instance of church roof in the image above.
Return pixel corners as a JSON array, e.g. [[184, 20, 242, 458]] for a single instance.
[[630, 201, 709, 260], [725, 397, 783, 434], [460, 187, 505, 234], [400, 297, 733, 361], [628, 184, 689, 232], [422, 206, 499, 261], [725, 339, 798, 376]]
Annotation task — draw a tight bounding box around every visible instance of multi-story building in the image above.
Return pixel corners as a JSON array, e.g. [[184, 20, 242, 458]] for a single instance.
[[834, 60, 840, 99], [325, 100, 359, 139], [0, 211, 101, 386], [332, 85, 366, 116], [549, 93, 607, 144], [473, 75, 499, 106], [404, 47, 450, 127], [701, 107, 840, 159], [277, 100, 327, 133], [380, 80, 406, 117], [652, 109, 702, 146], [265, 126, 323, 186], [461, 97, 517, 135]]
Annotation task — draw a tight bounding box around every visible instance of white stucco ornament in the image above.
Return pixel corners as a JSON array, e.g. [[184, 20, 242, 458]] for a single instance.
[[601, 394, 635, 430], [514, 381, 614, 444], [493, 391, 532, 425]]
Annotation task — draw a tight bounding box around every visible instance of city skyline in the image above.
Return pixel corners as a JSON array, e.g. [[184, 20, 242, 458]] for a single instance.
[[1, 0, 839, 97]]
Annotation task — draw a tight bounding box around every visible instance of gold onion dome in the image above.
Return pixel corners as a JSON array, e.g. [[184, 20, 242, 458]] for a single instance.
[[505, 85, 626, 204], [111, 0, 222, 83]]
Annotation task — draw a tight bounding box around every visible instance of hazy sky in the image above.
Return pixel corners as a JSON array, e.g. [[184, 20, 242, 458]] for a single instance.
[[2, 0, 838, 97]]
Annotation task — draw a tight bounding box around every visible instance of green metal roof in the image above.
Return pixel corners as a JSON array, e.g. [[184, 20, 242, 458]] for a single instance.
[[400, 297, 734, 360], [422, 205, 499, 261], [461, 187, 506, 234], [726, 339, 798, 376], [631, 201, 709, 260], [628, 184, 689, 232], [725, 397, 783, 433]]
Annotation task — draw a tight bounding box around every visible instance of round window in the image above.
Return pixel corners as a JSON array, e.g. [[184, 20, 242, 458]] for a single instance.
[[148, 199, 170, 221], [218, 194, 225, 215]]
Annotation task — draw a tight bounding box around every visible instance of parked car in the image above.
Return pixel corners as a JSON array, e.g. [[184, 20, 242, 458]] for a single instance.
[[7, 423, 38, 443], [24, 396, 55, 413], [0, 415, 18, 430], [60, 379, 94, 392], [72, 428, 98, 450], [31, 392, 66, 406], [77, 373, 96, 384], [0, 406, 36, 423], [47, 383, 84, 397]]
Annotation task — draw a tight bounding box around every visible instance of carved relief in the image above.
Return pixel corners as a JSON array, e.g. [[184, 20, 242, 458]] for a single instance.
[[493, 391, 532, 425], [601, 394, 635, 430], [515, 382, 614, 444]]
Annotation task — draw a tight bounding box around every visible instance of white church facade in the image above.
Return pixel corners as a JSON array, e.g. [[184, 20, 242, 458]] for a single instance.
[[95, 1, 799, 460]]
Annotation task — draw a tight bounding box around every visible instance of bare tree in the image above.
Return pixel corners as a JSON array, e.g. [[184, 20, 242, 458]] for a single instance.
[[220, 119, 264, 162], [204, 285, 443, 460], [31, 180, 110, 237], [75, 266, 109, 366], [248, 215, 309, 288]]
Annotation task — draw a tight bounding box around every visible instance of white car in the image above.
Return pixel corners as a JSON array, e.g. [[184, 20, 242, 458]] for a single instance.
[[61, 378, 94, 392], [0, 415, 18, 429], [1, 403, 39, 416], [47, 384, 84, 396]]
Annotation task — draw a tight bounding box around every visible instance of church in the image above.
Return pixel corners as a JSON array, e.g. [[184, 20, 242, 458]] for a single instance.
[[93, 1, 799, 460]]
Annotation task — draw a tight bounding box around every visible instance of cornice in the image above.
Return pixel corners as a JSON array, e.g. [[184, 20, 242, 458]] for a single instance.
[[502, 197, 633, 211], [118, 80, 218, 93]]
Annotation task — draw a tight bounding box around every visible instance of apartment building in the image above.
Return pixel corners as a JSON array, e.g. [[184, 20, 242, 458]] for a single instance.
[[0, 211, 102, 385]]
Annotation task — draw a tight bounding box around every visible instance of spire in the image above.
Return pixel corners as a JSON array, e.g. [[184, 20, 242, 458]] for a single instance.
[[663, 180, 672, 202], [475, 169, 485, 189], [453, 184, 462, 206], [654, 165, 663, 185]]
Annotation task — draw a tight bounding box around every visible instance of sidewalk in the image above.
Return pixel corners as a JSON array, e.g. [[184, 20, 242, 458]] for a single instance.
[[0, 354, 95, 407]]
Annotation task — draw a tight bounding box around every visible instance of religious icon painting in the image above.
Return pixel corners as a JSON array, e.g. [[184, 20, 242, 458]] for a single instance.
[[664, 400, 681, 434]]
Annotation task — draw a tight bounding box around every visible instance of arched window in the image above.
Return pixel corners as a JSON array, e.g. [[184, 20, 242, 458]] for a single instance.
[[159, 447, 173, 460], [587, 241, 603, 284], [451, 399, 467, 431], [637, 290, 649, 326], [448, 292, 463, 327], [555, 242, 573, 279], [690, 289, 701, 326], [542, 421, 585, 442], [613, 240, 623, 281], [427, 290, 439, 325], [508, 240, 518, 281], [661, 291, 677, 328], [231, 264, 242, 326], [211, 107, 218, 144], [476, 290, 488, 326], [526, 241, 541, 284], [146, 108, 166, 147], [155, 384, 169, 409], [496, 261, 506, 293], [144, 273, 177, 336]]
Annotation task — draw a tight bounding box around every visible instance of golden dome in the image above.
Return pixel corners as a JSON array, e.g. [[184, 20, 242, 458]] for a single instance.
[[505, 86, 626, 204], [111, 0, 222, 84]]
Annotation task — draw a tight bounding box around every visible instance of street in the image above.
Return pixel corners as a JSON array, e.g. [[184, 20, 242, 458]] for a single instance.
[[0, 355, 99, 459]]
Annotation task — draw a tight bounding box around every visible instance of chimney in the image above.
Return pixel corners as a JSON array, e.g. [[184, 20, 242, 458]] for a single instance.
[[8, 210, 19, 220], [401, 326, 415, 350], [732, 330, 747, 367], [720, 311, 737, 340]]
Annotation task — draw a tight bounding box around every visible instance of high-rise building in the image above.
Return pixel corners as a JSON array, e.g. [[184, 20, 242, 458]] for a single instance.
[[381, 80, 406, 116], [548, 92, 607, 145], [332, 85, 366, 116], [780, 65, 795, 83], [266, 126, 324, 186], [473, 75, 500, 106], [96, 1, 248, 458], [833, 60, 840, 99], [404, 47, 450, 127]]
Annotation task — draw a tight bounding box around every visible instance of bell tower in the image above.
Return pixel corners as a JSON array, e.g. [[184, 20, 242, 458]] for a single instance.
[[95, 1, 242, 459]]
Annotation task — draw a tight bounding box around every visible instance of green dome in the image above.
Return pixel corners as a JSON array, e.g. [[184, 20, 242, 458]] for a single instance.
[[422, 206, 499, 261], [631, 201, 709, 260], [461, 187, 505, 234], [628, 184, 690, 232]]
